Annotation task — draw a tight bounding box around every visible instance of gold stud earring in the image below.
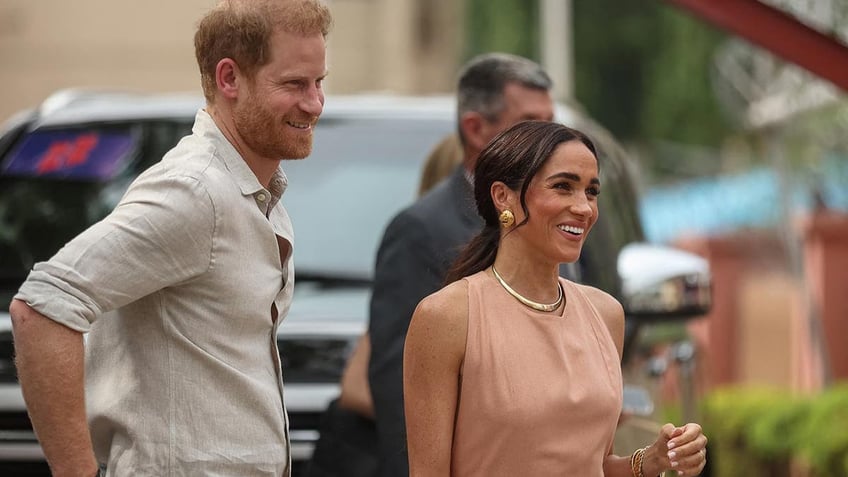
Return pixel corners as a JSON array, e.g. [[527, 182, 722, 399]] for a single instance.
[[499, 209, 515, 228]]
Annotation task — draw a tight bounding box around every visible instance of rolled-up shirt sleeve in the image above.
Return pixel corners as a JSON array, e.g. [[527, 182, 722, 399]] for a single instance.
[[15, 172, 215, 333]]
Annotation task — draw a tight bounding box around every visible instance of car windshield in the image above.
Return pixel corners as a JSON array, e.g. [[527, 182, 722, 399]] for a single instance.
[[284, 116, 453, 281], [0, 113, 454, 304]]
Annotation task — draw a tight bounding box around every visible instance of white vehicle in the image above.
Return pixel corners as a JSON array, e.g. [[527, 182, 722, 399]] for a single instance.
[[0, 90, 710, 475]]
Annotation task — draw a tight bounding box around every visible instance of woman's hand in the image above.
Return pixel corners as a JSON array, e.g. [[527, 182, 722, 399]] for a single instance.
[[642, 423, 707, 476]]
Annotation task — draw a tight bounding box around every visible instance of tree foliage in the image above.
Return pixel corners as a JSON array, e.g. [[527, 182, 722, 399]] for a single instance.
[[463, 0, 736, 151], [573, 1, 734, 147], [463, 0, 539, 62]]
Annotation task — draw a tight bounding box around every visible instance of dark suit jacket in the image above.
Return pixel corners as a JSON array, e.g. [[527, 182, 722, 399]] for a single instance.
[[367, 166, 481, 477]]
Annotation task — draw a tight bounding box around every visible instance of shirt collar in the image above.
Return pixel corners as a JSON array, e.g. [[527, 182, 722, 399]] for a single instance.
[[193, 109, 288, 203]]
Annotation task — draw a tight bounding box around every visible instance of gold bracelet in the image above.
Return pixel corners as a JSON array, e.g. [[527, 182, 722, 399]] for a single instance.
[[630, 447, 644, 477], [630, 446, 658, 477]]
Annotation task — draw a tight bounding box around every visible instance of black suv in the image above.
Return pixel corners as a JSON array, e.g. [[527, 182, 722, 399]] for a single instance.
[[0, 90, 710, 475]]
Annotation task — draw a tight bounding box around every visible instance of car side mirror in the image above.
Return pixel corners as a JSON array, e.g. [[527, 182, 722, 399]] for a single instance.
[[617, 243, 711, 321]]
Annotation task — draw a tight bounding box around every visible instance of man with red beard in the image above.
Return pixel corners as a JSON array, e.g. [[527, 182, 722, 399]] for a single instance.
[[9, 1, 331, 476]]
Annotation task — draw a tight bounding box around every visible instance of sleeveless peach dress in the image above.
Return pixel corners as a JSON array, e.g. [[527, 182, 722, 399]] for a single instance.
[[450, 270, 623, 476]]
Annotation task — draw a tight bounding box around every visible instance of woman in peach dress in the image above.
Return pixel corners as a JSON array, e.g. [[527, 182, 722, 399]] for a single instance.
[[403, 121, 707, 477]]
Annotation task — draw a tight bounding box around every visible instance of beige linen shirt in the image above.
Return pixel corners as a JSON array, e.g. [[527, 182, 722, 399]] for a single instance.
[[16, 110, 295, 476]]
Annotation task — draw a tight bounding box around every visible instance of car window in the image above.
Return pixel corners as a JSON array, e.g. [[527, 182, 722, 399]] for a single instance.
[[0, 120, 193, 305], [283, 116, 454, 281]]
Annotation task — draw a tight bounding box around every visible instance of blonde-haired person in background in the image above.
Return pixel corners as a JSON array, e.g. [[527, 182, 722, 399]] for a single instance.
[[10, 1, 331, 475], [417, 134, 463, 197]]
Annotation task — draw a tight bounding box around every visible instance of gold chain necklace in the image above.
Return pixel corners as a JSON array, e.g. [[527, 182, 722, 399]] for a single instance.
[[491, 265, 563, 312]]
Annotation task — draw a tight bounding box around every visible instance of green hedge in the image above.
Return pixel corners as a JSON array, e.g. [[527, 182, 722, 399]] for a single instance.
[[702, 384, 848, 477]]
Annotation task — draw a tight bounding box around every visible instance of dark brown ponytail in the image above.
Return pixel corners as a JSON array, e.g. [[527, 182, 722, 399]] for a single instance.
[[444, 224, 499, 285]]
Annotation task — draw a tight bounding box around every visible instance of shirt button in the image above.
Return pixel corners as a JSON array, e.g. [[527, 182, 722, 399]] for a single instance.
[[256, 192, 267, 202]]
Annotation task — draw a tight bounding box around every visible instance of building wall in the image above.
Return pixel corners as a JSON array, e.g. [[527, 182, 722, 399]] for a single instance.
[[799, 212, 848, 384], [0, 1, 213, 121], [676, 232, 796, 391], [0, 0, 463, 123], [327, 0, 463, 95], [675, 214, 848, 397]]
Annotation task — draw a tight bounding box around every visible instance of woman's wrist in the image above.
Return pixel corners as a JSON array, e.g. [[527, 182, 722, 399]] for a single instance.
[[640, 444, 663, 477]]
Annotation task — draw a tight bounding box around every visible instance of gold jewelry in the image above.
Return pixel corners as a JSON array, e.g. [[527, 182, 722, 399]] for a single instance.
[[629, 448, 637, 477], [491, 265, 563, 312], [498, 209, 515, 228], [630, 447, 645, 477], [630, 446, 659, 477]]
